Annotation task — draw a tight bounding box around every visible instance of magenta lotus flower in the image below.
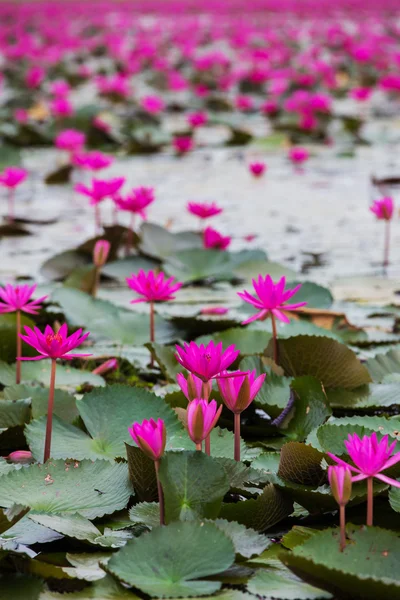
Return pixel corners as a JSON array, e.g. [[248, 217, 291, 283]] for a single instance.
[[176, 372, 212, 402], [7, 450, 34, 464], [25, 65, 45, 89], [128, 418, 166, 525], [328, 432, 400, 526], [55, 129, 86, 153], [238, 275, 306, 325], [187, 399, 222, 447], [19, 323, 91, 361], [350, 87, 372, 102], [201, 307, 229, 316], [187, 201, 223, 220], [249, 162, 266, 177], [175, 341, 239, 383], [0, 284, 47, 315], [0, 167, 28, 189], [126, 270, 182, 304], [187, 111, 208, 127], [75, 178, 125, 205], [173, 135, 194, 154], [288, 147, 309, 165], [203, 226, 231, 250], [96, 73, 130, 99], [49, 80, 70, 97], [50, 97, 73, 118], [141, 95, 165, 114], [128, 418, 166, 461], [72, 151, 113, 171], [115, 186, 155, 217], [217, 370, 265, 414], [370, 197, 394, 221]]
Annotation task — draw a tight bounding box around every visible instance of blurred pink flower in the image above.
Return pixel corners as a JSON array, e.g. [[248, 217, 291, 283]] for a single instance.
[[19, 323, 90, 361], [201, 307, 229, 316], [0, 284, 47, 315], [141, 95, 165, 114], [126, 270, 182, 303], [288, 147, 310, 165], [114, 186, 155, 217], [187, 201, 222, 219], [72, 151, 113, 171], [173, 135, 194, 154], [177, 372, 212, 401], [55, 129, 86, 153], [249, 162, 266, 177], [75, 178, 125, 205], [218, 369, 265, 413], [187, 112, 208, 127], [370, 197, 394, 221], [203, 226, 231, 250], [0, 167, 28, 189]]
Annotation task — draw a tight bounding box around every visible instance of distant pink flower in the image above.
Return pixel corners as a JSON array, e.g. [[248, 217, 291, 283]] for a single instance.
[[203, 226, 231, 250], [173, 136, 194, 154], [187, 399, 222, 445], [7, 450, 34, 464], [187, 201, 223, 220], [244, 234, 257, 242], [288, 147, 310, 165], [114, 186, 155, 217], [14, 109, 28, 123], [370, 197, 394, 221], [380, 74, 400, 93], [49, 80, 70, 97], [75, 178, 125, 205], [96, 74, 130, 99], [218, 370, 265, 413], [177, 372, 212, 401], [93, 116, 111, 133], [0, 284, 47, 315], [92, 358, 118, 375], [25, 66, 45, 89], [238, 275, 307, 324], [128, 418, 166, 461], [126, 270, 182, 304], [327, 433, 400, 488], [350, 87, 372, 102], [175, 341, 239, 382], [261, 100, 279, 115], [19, 323, 90, 361], [141, 95, 165, 114], [249, 162, 266, 177], [72, 151, 113, 171], [201, 307, 229, 316], [50, 97, 73, 118], [55, 129, 86, 153], [235, 95, 254, 111], [187, 112, 208, 127], [93, 240, 110, 267], [0, 167, 28, 189]]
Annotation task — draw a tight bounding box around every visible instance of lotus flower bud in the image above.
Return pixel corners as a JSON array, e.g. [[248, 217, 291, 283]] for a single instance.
[[128, 418, 166, 461], [177, 373, 212, 402], [187, 399, 222, 445], [92, 358, 118, 375], [93, 240, 110, 267], [328, 465, 352, 506]]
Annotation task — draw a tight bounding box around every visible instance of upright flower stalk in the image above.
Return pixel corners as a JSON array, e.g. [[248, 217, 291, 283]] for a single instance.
[[0, 167, 28, 223], [328, 465, 352, 551], [126, 270, 182, 368], [128, 418, 166, 526], [19, 324, 90, 462], [218, 370, 265, 461], [370, 197, 394, 270], [0, 284, 47, 384], [328, 432, 400, 527], [238, 275, 307, 365], [92, 240, 111, 298], [114, 187, 155, 256]]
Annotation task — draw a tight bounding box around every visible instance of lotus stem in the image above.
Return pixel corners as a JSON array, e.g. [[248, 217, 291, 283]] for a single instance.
[[125, 213, 135, 256], [154, 459, 165, 526], [205, 435, 210, 456], [149, 301, 155, 368], [234, 413, 241, 461], [44, 358, 57, 463], [92, 266, 100, 298], [367, 477, 373, 526], [94, 204, 101, 235], [8, 188, 15, 223], [339, 504, 346, 552], [271, 312, 279, 365], [383, 220, 390, 271], [196, 443, 202, 451], [16, 310, 21, 385]]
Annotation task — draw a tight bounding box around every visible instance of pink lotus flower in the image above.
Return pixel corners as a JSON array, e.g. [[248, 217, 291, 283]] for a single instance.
[[235, 95, 254, 111], [96, 74, 130, 99], [370, 197, 394, 221], [261, 100, 279, 115], [128, 418, 166, 461], [55, 129, 86, 153], [187, 399, 222, 446], [238, 275, 306, 325], [126, 270, 182, 304], [173, 136, 194, 154], [327, 433, 400, 488], [249, 162, 266, 177], [0, 284, 47, 315], [19, 323, 91, 361], [187, 112, 208, 127], [0, 167, 28, 189], [328, 465, 352, 506], [141, 95, 165, 114], [75, 178, 125, 205], [288, 147, 309, 165], [177, 372, 212, 401], [350, 87, 372, 102], [217, 370, 266, 413], [14, 109, 29, 123], [203, 226, 231, 250], [49, 80, 70, 97], [72, 151, 113, 171], [187, 201, 223, 220], [175, 341, 239, 382], [93, 240, 110, 267], [201, 307, 229, 316], [50, 97, 73, 118], [114, 186, 155, 217]]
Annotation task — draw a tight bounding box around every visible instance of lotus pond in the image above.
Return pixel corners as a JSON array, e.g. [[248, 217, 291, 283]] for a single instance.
[[0, 1, 400, 599]]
